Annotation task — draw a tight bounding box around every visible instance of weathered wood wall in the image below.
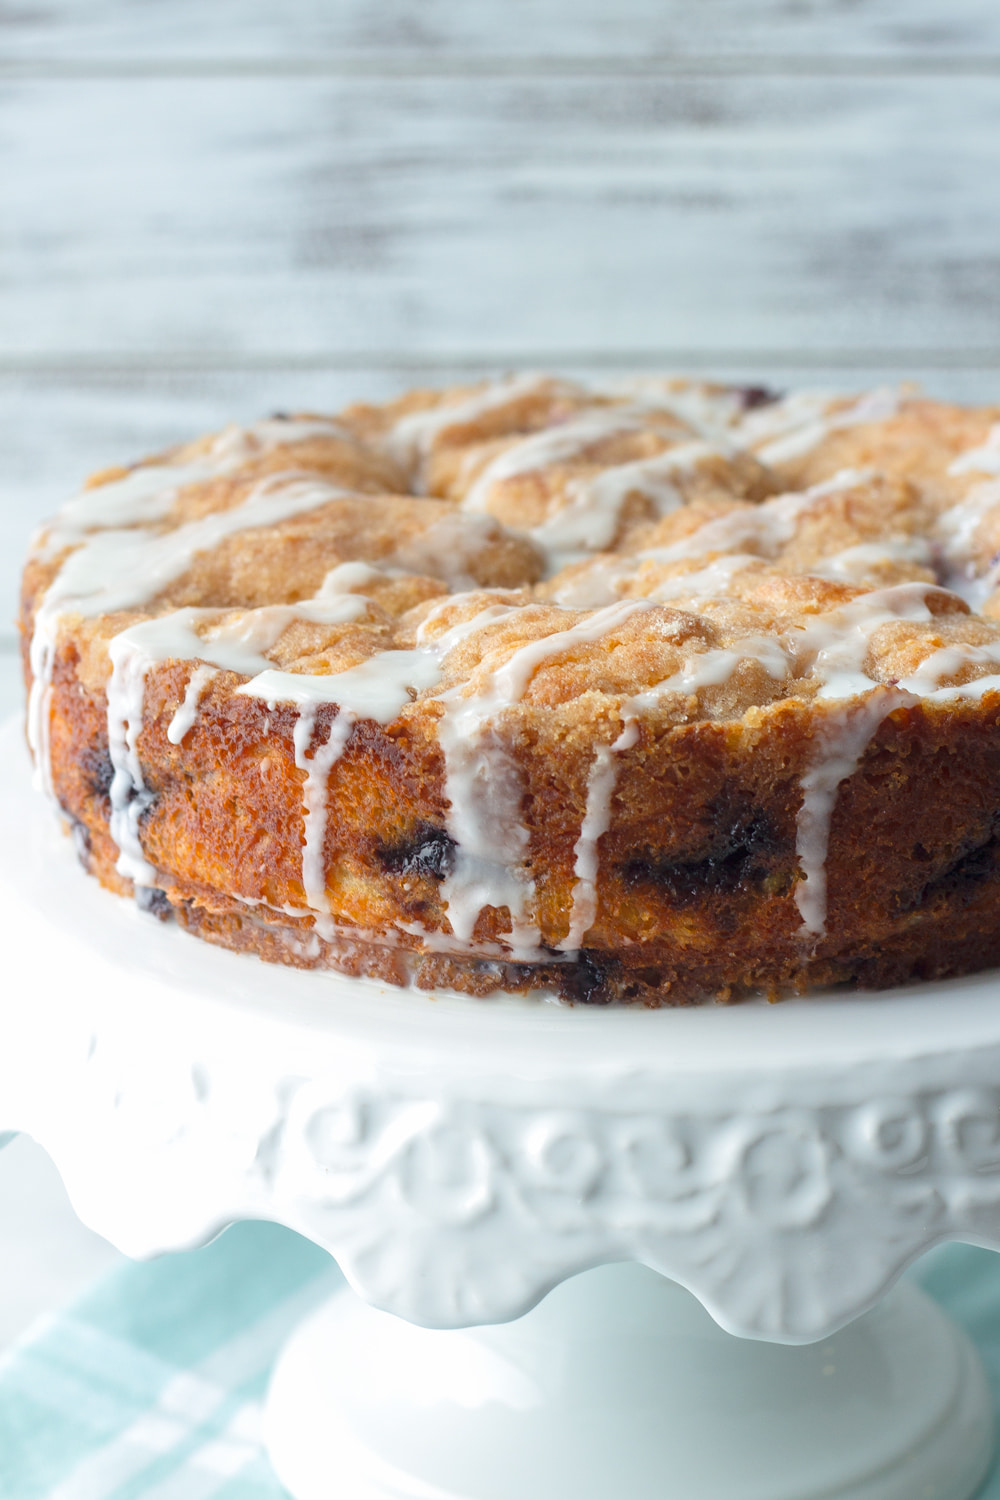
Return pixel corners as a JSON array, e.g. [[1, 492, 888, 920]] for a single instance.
[[5, 2, 1000, 61], [3, 0, 1000, 654]]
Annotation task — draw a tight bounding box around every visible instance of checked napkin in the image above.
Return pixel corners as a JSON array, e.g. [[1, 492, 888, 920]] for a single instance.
[[0, 1222, 340, 1499], [2, 1227, 1000, 1498]]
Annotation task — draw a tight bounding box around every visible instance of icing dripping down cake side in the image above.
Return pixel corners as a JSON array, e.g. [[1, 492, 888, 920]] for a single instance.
[[18, 379, 1000, 1004]]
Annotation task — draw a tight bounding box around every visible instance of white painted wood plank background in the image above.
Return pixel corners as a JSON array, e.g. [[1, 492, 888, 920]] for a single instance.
[[5, 74, 1000, 365], [5, 0, 1000, 63], [2, 0, 1000, 1350]]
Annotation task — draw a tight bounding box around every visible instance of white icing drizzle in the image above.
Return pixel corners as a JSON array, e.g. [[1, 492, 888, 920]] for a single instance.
[[528, 438, 722, 570], [634, 469, 874, 574], [205, 416, 349, 465], [799, 581, 941, 701], [314, 559, 387, 597], [554, 573, 1000, 951], [546, 558, 637, 610], [936, 479, 1000, 609], [844, 385, 906, 425], [25, 637, 56, 800], [549, 549, 761, 612], [938, 480, 1000, 559], [237, 649, 442, 715], [459, 404, 678, 519], [415, 596, 522, 654], [896, 640, 1000, 700], [37, 417, 349, 561], [617, 577, 1000, 943], [434, 708, 538, 955], [949, 423, 1000, 477], [292, 708, 355, 919], [647, 554, 765, 605], [37, 463, 220, 559], [630, 636, 790, 708], [166, 665, 217, 745], [546, 471, 873, 611], [102, 567, 439, 915], [395, 917, 545, 961], [391, 511, 515, 590], [598, 376, 748, 438], [743, 386, 901, 468], [387, 374, 737, 496], [560, 718, 638, 952], [436, 599, 652, 955], [643, 496, 807, 567], [39, 475, 351, 622], [812, 537, 933, 584], [795, 688, 908, 937], [736, 390, 839, 463], [788, 581, 1000, 937], [492, 599, 653, 704], [237, 646, 442, 924], [551, 614, 790, 952], [532, 469, 865, 610], [27, 472, 355, 802], [383, 374, 566, 481], [105, 639, 159, 885], [103, 596, 369, 886]]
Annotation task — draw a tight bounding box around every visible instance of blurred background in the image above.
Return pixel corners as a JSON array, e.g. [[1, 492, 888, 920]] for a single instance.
[[2, 0, 1000, 1344]]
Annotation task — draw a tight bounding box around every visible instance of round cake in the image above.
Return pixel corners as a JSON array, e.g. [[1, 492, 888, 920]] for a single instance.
[[18, 375, 1000, 1003]]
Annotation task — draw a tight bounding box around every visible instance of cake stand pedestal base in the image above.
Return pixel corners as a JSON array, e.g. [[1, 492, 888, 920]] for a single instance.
[[264, 1263, 994, 1500]]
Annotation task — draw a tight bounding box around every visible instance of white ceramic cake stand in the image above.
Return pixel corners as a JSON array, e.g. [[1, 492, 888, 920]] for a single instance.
[[2, 714, 1000, 1500]]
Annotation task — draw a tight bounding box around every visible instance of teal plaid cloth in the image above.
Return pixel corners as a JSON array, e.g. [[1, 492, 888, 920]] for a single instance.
[[0, 1222, 340, 1499], [3, 1229, 1000, 1498]]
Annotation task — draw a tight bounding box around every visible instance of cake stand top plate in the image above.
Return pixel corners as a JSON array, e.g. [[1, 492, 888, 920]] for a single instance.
[[3, 714, 1000, 1342]]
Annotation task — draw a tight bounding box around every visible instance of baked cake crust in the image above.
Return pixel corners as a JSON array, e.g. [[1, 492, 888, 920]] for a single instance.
[[19, 378, 1000, 1003]]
